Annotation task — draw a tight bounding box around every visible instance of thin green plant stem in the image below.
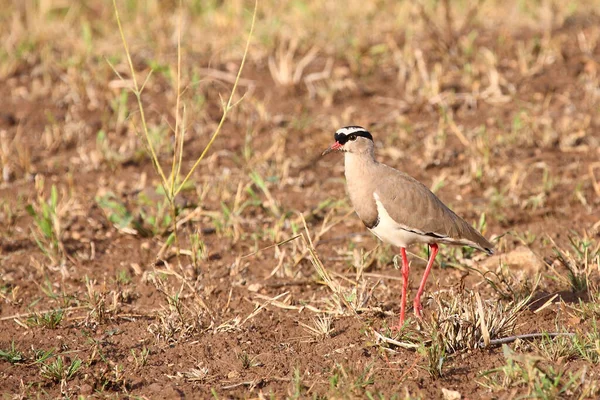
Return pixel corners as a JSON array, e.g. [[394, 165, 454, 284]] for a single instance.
[[112, 0, 169, 195], [169, 0, 184, 196], [169, 106, 187, 262], [112, 0, 257, 263], [168, 2, 185, 263], [175, 0, 258, 196], [176, 106, 186, 182]]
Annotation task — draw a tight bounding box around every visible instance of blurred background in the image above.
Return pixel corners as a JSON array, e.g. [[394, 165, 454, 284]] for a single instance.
[[1, 0, 600, 398]]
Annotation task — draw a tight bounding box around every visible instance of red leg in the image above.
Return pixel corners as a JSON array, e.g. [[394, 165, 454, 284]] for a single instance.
[[413, 243, 438, 318], [392, 247, 410, 330]]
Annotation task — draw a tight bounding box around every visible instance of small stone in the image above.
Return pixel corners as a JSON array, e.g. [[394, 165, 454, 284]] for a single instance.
[[248, 283, 262, 292], [481, 246, 543, 273], [442, 387, 461, 400], [227, 370, 239, 379]]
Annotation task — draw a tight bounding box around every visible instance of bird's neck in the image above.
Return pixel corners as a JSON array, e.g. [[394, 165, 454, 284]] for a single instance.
[[344, 151, 378, 183]]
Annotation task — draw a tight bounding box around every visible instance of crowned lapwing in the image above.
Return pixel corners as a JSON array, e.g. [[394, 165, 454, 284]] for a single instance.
[[322, 126, 494, 328]]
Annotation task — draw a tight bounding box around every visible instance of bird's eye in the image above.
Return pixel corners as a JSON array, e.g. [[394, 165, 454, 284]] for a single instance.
[[349, 134, 357, 141]]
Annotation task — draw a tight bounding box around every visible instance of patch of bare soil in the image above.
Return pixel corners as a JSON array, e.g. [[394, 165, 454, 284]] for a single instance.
[[2, 9, 600, 400]]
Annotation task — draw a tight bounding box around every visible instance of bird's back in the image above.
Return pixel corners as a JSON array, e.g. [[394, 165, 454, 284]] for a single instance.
[[347, 159, 494, 254]]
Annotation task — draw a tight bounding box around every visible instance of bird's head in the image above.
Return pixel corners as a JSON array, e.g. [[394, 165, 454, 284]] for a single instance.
[[322, 126, 374, 156]]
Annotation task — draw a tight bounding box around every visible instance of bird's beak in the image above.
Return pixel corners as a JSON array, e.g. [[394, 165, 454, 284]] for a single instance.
[[322, 141, 343, 156]]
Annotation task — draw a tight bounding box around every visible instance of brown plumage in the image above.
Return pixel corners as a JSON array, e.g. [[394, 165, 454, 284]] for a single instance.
[[350, 161, 494, 254], [323, 126, 494, 328]]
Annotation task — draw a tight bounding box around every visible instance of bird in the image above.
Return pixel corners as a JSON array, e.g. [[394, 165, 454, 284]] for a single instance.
[[322, 126, 494, 329]]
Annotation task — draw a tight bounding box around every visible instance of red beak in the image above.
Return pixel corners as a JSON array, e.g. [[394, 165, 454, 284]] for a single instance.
[[322, 141, 343, 156]]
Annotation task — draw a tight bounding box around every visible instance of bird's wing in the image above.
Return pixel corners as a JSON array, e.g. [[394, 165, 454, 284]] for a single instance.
[[374, 165, 494, 254]]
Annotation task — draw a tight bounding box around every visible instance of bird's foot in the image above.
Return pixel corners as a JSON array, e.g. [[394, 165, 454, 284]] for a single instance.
[[413, 301, 423, 318]]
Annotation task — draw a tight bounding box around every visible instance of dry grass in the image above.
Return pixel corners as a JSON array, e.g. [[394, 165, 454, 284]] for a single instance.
[[1, 0, 600, 398]]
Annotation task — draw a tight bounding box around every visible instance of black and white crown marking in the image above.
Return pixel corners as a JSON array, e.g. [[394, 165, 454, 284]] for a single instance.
[[334, 126, 373, 145]]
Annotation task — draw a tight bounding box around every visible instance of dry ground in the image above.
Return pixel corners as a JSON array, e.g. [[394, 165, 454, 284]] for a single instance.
[[1, 0, 600, 398]]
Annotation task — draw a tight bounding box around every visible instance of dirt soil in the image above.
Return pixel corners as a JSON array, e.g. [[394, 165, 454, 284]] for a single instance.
[[1, 4, 600, 400]]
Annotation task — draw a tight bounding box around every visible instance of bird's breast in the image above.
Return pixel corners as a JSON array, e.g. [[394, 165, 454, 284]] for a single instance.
[[345, 182, 379, 231]]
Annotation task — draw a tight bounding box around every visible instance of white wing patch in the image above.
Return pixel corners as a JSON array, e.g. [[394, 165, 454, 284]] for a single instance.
[[370, 193, 442, 247], [369, 192, 485, 251]]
